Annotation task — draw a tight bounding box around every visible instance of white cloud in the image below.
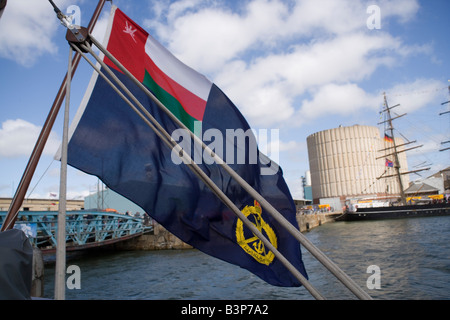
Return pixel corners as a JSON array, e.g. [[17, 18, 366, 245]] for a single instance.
[[216, 32, 413, 126], [298, 83, 379, 120], [66, 189, 91, 200], [91, 11, 110, 44], [259, 136, 299, 155], [376, 0, 420, 24], [147, 0, 421, 71], [143, 0, 431, 128], [0, 0, 76, 66], [146, 0, 289, 73], [409, 133, 446, 156], [0, 119, 61, 158], [278, 140, 299, 152], [384, 79, 446, 114], [294, 78, 446, 127]]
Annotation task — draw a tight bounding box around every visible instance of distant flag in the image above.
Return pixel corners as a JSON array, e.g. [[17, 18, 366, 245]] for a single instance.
[[385, 158, 394, 167], [384, 133, 393, 143], [49, 193, 57, 198], [0, 0, 6, 19], [64, 6, 307, 287]]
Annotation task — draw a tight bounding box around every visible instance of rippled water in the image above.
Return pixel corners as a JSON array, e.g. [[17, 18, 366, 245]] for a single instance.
[[43, 216, 450, 300]]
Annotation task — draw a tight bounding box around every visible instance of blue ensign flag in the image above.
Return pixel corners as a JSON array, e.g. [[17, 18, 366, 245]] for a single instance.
[[65, 6, 307, 287]]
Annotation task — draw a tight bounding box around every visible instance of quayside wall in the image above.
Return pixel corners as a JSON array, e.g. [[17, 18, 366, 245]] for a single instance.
[[114, 223, 192, 250], [114, 213, 340, 251], [296, 212, 340, 233]]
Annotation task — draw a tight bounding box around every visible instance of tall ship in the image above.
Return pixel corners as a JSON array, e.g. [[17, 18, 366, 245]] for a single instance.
[[338, 92, 450, 221]]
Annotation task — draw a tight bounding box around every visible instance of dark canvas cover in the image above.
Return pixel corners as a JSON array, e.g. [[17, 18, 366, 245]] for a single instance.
[[0, 229, 33, 300]]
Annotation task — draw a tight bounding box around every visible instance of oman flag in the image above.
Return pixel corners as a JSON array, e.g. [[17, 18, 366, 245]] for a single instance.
[[66, 6, 307, 287], [102, 8, 211, 133]]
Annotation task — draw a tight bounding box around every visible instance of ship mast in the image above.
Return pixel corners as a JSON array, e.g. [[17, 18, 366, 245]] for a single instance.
[[381, 93, 407, 205], [376, 93, 431, 205], [439, 84, 450, 152]]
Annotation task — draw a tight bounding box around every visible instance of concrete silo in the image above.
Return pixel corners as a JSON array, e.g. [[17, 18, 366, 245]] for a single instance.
[[307, 125, 409, 204]]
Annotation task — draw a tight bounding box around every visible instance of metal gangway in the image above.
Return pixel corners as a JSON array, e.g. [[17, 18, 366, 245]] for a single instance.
[[0, 211, 153, 254]]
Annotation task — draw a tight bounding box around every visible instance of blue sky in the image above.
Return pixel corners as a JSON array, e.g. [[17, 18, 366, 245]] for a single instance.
[[0, 0, 449, 201]]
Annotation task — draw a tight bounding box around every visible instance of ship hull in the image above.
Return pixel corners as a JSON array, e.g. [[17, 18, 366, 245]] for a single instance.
[[337, 203, 450, 221]]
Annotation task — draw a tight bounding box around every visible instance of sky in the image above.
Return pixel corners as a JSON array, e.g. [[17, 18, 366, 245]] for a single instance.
[[0, 0, 449, 202]]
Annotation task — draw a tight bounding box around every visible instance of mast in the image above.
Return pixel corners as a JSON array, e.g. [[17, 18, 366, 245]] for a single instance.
[[377, 93, 431, 205], [439, 84, 450, 152], [381, 93, 407, 205], [54, 45, 73, 301]]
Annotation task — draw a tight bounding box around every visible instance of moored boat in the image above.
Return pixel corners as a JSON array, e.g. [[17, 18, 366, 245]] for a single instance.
[[337, 202, 450, 221], [337, 91, 450, 222]]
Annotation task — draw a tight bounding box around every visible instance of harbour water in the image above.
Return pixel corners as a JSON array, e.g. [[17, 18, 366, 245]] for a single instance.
[[42, 216, 450, 300]]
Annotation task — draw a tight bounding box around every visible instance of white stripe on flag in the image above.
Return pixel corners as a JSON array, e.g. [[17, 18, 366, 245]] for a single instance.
[[145, 35, 212, 102]]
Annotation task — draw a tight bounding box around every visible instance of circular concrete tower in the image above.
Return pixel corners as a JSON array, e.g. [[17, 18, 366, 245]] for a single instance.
[[307, 125, 409, 203]]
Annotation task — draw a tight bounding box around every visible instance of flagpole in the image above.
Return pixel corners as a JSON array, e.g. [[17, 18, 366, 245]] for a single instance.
[[88, 35, 372, 300], [0, 0, 107, 232], [54, 46, 73, 301], [71, 42, 325, 299]]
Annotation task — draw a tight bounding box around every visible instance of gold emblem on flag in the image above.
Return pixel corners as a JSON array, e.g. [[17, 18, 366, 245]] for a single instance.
[[236, 200, 277, 266]]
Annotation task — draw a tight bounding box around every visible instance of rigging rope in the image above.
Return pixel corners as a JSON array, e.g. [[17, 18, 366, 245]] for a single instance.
[[26, 159, 55, 199], [384, 86, 448, 98]]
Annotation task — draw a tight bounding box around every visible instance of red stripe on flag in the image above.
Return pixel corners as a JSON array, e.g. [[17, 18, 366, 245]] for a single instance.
[[104, 8, 207, 122], [143, 55, 207, 121]]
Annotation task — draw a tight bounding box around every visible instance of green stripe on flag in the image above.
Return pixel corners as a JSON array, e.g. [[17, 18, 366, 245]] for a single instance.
[[143, 70, 198, 133]]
